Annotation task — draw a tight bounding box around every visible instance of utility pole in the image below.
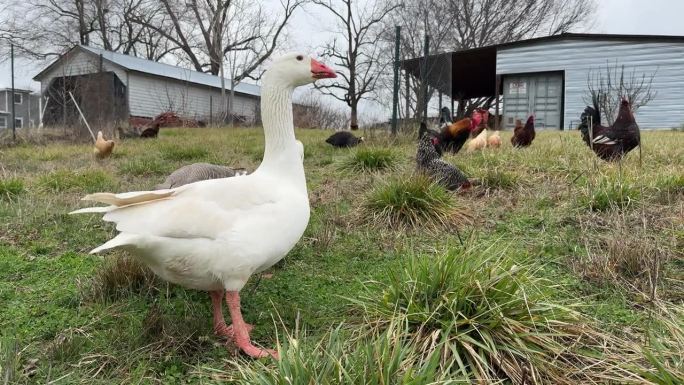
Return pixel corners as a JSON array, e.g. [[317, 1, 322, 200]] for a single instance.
[[391, 26, 401, 136], [11, 43, 16, 141], [421, 34, 429, 124]]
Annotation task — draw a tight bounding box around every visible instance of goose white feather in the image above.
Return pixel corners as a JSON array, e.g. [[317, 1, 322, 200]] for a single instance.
[[70, 52, 337, 358]]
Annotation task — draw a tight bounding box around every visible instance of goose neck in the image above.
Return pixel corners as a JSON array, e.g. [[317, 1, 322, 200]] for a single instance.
[[261, 82, 296, 162]]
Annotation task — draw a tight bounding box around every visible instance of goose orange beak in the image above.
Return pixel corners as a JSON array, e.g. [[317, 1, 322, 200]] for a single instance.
[[311, 59, 337, 79]]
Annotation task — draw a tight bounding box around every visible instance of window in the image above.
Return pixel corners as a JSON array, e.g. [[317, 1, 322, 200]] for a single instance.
[[14, 93, 22, 105], [0, 116, 6, 128], [14, 118, 22, 129]]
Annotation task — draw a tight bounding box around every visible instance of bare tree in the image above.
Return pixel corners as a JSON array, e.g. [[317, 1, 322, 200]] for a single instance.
[[446, 0, 595, 49], [131, 0, 303, 77], [377, 1, 455, 120], [313, 0, 401, 131], [0, 0, 171, 62], [585, 60, 657, 125]]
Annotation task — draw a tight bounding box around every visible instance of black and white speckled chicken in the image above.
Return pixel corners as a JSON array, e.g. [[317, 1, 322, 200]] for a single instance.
[[416, 133, 471, 190]]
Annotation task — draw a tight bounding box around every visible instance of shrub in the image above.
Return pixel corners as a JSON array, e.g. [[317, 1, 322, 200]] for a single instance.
[[0, 178, 25, 200], [340, 148, 397, 172], [361, 174, 469, 231]]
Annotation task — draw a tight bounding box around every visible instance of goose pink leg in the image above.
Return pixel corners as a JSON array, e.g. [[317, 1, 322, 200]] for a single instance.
[[209, 291, 252, 339], [225, 290, 278, 359]]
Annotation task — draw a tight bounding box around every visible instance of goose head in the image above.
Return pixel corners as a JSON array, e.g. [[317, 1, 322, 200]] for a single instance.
[[265, 53, 337, 88]]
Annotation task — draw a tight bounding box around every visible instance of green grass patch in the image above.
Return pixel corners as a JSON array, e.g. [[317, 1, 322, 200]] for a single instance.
[[119, 157, 172, 177], [354, 244, 647, 384], [579, 177, 641, 211], [0, 178, 25, 200], [361, 174, 468, 231], [340, 147, 397, 172], [159, 144, 209, 161], [38, 169, 116, 193]]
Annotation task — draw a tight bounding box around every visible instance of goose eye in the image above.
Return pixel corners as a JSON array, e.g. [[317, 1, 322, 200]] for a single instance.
[[296, 55, 304, 61]]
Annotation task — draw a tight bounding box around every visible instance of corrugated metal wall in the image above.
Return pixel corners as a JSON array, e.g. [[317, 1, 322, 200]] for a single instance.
[[127, 73, 258, 122], [38, 50, 128, 95], [38, 49, 259, 123], [497, 38, 684, 129]]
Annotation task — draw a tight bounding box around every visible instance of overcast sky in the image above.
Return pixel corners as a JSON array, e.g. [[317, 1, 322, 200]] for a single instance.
[[2, 0, 684, 119]]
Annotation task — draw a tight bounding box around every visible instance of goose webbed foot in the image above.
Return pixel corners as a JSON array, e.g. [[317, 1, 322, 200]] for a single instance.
[[225, 290, 279, 359]]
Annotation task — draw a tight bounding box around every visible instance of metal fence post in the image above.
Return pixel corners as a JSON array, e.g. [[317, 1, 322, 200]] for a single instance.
[[391, 26, 401, 136]]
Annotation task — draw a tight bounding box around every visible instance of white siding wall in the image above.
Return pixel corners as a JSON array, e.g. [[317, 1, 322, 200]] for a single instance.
[[38, 50, 127, 94], [127, 72, 259, 121], [497, 39, 684, 129]]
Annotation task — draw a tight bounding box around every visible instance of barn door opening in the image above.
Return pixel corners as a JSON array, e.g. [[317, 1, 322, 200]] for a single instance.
[[502, 71, 563, 130]]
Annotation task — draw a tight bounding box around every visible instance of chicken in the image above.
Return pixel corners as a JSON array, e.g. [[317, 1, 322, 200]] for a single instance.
[[325, 131, 363, 148], [470, 108, 489, 137], [511, 115, 535, 147], [416, 132, 470, 190], [94, 131, 115, 159], [466, 128, 488, 152], [438, 112, 482, 154], [487, 131, 502, 148], [578, 99, 640, 161], [155, 163, 248, 190], [140, 123, 160, 138]]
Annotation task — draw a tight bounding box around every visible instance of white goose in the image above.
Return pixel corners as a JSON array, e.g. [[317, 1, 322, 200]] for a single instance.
[[71, 53, 337, 359]]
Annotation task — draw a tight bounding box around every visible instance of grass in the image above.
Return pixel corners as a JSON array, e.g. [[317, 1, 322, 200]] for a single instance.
[[0, 127, 682, 383], [0, 178, 24, 200], [340, 147, 398, 172], [361, 174, 469, 232]]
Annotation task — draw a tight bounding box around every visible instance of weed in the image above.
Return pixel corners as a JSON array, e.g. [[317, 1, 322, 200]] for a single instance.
[[340, 147, 397, 172], [0, 178, 24, 200], [361, 174, 469, 231]]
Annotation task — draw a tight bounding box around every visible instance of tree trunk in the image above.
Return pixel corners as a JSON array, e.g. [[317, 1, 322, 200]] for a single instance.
[[350, 101, 359, 131]]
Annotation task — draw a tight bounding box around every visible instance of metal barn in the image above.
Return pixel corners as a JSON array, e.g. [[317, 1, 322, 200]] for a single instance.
[[33, 45, 261, 127], [402, 33, 684, 130]]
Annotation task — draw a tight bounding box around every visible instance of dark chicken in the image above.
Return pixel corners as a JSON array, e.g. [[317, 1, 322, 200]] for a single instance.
[[578, 99, 640, 161], [438, 113, 483, 154], [416, 132, 471, 190], [325, 131, 364, 148], [511, 115, 535, 147]]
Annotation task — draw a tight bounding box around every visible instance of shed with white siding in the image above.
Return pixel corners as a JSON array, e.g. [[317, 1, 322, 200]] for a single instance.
[[33, 45, 261, 127], [401, 33, 684, 130]]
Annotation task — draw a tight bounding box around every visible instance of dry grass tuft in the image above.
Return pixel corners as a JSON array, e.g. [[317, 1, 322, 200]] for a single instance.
[[82, 256, 160, 303], [574, 209, 682, 300]]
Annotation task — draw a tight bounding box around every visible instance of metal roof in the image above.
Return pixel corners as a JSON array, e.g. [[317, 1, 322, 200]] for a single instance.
[[400, 33, 684, 100], [34, 45, 261, 97]]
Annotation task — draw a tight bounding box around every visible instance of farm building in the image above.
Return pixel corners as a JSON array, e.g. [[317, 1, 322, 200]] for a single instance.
[[402, 33, 684, 130], [0, 88, 41, 130], [32, 45, 261, 128]]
